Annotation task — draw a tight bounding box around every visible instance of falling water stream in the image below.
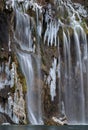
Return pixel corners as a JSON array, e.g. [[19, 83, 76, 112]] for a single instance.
[[10, 0, 88, 125], [14, 5, 43, 124]]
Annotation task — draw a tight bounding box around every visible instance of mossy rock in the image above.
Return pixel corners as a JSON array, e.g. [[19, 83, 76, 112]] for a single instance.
[[44, 118, 61, 125], [11, 55, 27, 95], [10, 84, 16, 94], [81, 21, 88, 34]]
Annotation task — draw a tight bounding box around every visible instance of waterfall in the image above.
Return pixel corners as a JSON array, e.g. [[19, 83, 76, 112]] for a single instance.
[[14, 6, 43, 124], [63, 27, 86, 124], [10, 0, 88, 125], [17, 53, 43, 124]]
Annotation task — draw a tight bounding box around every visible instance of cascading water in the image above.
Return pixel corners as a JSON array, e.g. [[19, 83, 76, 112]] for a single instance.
[[17, 53, 43, 124], [43, 0, 88, 124], [9, 0, 88, 125], [13, 2, 43, 124]]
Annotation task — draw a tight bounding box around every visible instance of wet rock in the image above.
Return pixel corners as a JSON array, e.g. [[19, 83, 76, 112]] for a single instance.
[[37, 0, 55, 5], [0, 112, 14, 124], [0, 86, 10, 99], [0, 57, 27, 125], [41, 44, 58, 72], [9, 61, 27, 124], [52, 116, 67, 125], [72, 0, 86, 4], [0, 0, 4, 11], [0, 12, 9, 59], [44, 115, 67, 125], [0, 12, 9, 46]]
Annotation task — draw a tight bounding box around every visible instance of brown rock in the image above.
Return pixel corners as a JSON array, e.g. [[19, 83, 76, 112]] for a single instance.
[[0, 113, 14, 124], [0, 0, 4, 11]]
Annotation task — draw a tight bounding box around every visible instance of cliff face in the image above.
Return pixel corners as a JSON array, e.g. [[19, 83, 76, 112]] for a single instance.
[[72, 0, 87, 4], [0, 0, 88, 125], [0, 1, 27, 124], [37, 0, 88, 5]]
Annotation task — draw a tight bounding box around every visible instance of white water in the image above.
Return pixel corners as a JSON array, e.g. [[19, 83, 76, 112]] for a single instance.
[[14, 5, 43, 124], [43, 0, 88, 124], [18, 53, 43, 124]]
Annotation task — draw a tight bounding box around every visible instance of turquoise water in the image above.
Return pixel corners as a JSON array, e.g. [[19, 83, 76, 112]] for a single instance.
[[0, 125, 87, 130]]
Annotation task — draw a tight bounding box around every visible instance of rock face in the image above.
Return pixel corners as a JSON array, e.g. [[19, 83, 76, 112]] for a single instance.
[[72, 0, 87, 4], [0, 0, 4, 11], [0, 57, 27, 124], [0, 0, 27, 124], [0, 0, 88, 125], [0, 12, 9, 59], [0, 113, 12, 124]]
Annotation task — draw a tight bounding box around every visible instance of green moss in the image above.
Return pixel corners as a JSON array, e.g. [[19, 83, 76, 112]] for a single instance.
[[27, 9, 36, 18], [10, 84, 16, 94], [11, 55, 27, 95], [17, 62, 27, 94], [21, 77, 27, 94], [75, 13, 80, 21], [81, 21, 88, 34], [58, 27, 63, 43]]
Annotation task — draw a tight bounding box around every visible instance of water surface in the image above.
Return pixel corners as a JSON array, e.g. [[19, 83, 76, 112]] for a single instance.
[[0, 125, 88, 130]]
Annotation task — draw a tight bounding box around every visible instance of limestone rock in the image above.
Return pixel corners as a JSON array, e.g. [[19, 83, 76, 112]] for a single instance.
[[0, 113, 14, 124]]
